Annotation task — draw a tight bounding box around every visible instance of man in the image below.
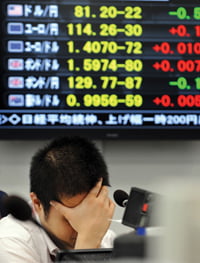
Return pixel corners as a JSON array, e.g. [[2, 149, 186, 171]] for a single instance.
[[0, 136, 115, 262]]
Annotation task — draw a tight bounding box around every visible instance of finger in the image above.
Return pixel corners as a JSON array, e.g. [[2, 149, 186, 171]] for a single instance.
[[108, 199, 116, 218], [88, 178, 103, 197], [50, 200, 72, 217], [97, 185, 109, 199]]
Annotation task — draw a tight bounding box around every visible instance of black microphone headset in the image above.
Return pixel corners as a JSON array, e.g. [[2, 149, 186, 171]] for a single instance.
[[113, 189, 129, 207]]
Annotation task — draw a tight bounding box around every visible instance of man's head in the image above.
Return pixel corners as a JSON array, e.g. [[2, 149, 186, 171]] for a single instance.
[[30, 136, 109, 214], [29, 136, 110, 248]]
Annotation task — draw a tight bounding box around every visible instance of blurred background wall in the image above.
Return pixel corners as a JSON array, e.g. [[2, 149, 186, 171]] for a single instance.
[[0, 139, 200, 234]]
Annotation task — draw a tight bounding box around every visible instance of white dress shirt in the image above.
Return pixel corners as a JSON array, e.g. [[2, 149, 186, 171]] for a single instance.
[[0, 215, 115, 263]]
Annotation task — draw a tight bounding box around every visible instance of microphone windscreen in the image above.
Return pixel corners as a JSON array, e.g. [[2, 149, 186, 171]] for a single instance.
[[3, 195, 32, 221], [113, 190, 129, 207]]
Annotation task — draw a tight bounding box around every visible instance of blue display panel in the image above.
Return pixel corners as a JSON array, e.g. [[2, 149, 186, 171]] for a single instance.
[[0, 0, 200, 139]]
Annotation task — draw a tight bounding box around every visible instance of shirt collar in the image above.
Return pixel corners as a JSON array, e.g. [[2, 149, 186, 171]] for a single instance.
[[41, 229, 60, 256]]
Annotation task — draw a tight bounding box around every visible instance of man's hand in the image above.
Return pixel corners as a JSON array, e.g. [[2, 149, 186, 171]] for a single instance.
[[50, 179, 115, 249]]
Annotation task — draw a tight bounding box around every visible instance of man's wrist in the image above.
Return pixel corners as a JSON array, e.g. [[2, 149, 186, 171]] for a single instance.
[[75, 234, 101, 249]]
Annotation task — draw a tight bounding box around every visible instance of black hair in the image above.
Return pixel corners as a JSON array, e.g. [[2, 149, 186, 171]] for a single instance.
[[0, 191, 8, 218], [30, 136, 109, 214]]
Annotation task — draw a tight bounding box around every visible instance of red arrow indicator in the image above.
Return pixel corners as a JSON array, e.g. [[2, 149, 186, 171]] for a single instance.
[[152, 44, 160, 52], [169, 27, 177, 35], [152, 62, 160, 70], [153, 97, 161, 105]]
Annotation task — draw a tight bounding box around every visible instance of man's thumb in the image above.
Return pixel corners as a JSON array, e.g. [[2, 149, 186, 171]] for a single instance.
[[50, 201, 71, 217]]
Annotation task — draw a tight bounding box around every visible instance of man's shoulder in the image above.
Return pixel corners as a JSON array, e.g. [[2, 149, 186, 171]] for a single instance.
[[0, 215, 35, 241], [0, 215, 51, 262]]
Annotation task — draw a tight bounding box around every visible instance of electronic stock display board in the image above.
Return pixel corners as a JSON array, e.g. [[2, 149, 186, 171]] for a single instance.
[[0, 0, 200, 139]]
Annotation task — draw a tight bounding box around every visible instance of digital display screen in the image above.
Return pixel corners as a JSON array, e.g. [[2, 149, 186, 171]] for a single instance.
[[0, 0, 200, 139]]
